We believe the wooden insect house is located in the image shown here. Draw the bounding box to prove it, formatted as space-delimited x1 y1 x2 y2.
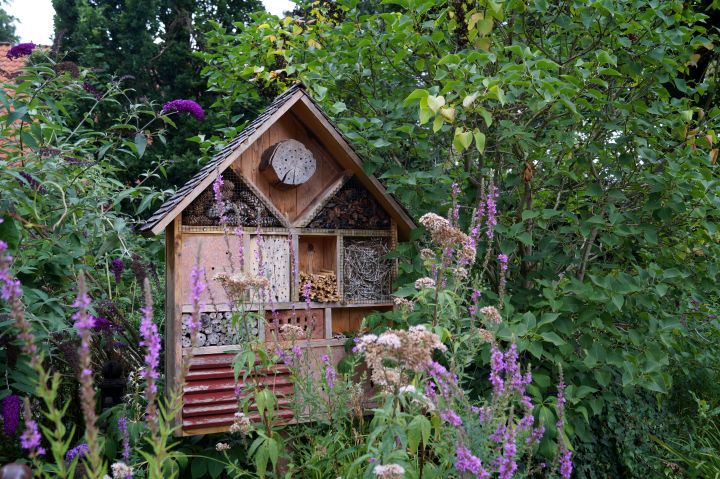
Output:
141 84 416 435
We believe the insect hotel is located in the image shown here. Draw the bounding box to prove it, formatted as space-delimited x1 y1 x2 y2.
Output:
141 84 416 435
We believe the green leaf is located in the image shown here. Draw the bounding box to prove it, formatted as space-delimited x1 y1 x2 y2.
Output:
426 95 445 113
540 332 565 346
473 128 486 153
453 127 473 151
611 294 624 311
134 133 147 159
191 458 207 478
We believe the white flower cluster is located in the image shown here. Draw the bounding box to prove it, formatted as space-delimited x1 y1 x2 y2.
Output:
373 463 405 478
110 462 133 479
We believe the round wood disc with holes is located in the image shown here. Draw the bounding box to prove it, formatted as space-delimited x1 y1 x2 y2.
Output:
259 139 317 188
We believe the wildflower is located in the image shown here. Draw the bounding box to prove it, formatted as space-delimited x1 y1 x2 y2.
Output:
477 328 494 343
393 296 414 312
376 332 402 349
291 345 302 358
485 183 498 240
129 254 147 283
450 182 461 225
235 227 245 270
420 248 435 261
325 363 337 390
455 445 490 479
458 238 477 265
440 409 462 427
497 427 518 479
230 411 251 435
215 271 269 299
162 99 205 120
110 461 133 479
6 42 35 59
526 425 545 445
110 259 124 284
138 279 160 431
65 443 89 462
302 280 312 306
280 323 305 341
517 413 534 431
497 254 509 271
414 277 435 290
188 265 206 335
215 442 231 452
1 394 21 435
373 463 405 478
20 400 44 457
479 306 502 324
489 345 505 395
452 267 468 279
118 417 130 463
559 449 573 479
419 213 471 251
212 175 226 225
398 385 417 394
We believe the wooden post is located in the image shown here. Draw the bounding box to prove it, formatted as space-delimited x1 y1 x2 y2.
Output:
336 236 344 301
324 307 332 340
166 218 183 433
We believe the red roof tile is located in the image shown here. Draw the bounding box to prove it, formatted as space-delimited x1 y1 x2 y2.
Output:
0 43 28 85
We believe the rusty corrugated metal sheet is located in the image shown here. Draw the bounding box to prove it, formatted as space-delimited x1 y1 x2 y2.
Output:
182 353 295 434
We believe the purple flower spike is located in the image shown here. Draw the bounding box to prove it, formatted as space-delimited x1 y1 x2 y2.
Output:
6 42 35 60
1 394 21 435
162 99 205 120
441 409 463 427
118 417 130 463
110 258 124 284
325 365 336 389
498 253 509 271
65 443 89 462
559 449 573 478
455 445 490 478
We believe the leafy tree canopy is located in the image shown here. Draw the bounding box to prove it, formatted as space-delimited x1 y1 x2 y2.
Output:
200 0 720 475
0 0 17 43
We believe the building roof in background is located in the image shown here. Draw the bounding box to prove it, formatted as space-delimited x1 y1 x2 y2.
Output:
0 43 27 84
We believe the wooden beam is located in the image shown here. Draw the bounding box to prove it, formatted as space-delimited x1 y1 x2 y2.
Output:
148 90 305 236
292 172 352 228
292 96 416 240
166 218 183 433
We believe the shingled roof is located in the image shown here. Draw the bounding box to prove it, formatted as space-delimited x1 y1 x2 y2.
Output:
141 83 416 238
0 43 28 86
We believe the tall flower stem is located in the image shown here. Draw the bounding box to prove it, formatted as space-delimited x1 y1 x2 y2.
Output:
73 272 105 478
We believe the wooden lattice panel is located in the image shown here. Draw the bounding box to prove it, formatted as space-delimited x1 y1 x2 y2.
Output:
343 237 393 303
265 308 325 341
183 168 283 227
307 177 391 230
181 310 260 348
250 235 290 303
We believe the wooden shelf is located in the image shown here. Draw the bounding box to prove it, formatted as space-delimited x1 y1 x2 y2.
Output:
182 338 348 355
181 301 394 313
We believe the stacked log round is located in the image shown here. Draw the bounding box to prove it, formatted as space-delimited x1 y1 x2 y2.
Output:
299 271 340 303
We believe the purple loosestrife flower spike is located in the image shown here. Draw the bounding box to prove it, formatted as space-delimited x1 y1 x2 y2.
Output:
498 254 508 271
6 42 35 59
325 364 337 390
489 344 506 395
441 409 463 427
234 227 245 270
0 240 38 366
212 175 227 225
110 258 124 284
302 281 312 309
65 443 89 462
455 445 490 479
559 449 573 479
118 417 130 463
139 279 160 435
450 182 461 226
497 427 518 479
20 399 44 457
189 265 207 331
485 183 498 240
1 394 21 435
162 99 205 120
73 272 103 473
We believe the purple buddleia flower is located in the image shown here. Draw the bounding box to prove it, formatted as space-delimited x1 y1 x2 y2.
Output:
455 445 490 479
1 394 21 435
441 409 463 427
118 417 130 463
110 259 124 284
18 172 46 193
162 99 205 120
6 42 35 60
485 183 498 240
82 82 103 100
65 443 89 462
559 449 573 479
